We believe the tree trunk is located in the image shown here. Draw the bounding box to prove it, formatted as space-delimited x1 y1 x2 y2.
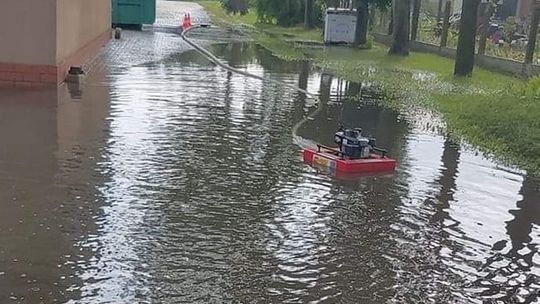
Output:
369 4 376 30
525 2 540 64
355 0 370 45
389 0 411 55
440 0 452 48
477 3 496 56
454 0 481 77
304 0 315 29
411 0 421 41
388 8 394 35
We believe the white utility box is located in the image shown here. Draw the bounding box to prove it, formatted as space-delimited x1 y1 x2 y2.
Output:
324 9 357 44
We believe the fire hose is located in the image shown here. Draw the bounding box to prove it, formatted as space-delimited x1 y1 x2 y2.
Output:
181 25 323 149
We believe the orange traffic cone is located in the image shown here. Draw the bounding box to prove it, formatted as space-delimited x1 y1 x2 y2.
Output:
182 14 188 30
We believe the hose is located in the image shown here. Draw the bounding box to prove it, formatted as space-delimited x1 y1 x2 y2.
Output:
181 25 323 149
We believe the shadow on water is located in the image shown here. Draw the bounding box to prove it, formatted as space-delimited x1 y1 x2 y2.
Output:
0 39 538 303
0 62 111 303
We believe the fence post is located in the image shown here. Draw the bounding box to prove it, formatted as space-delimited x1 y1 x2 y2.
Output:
387 2 394 35
525 2 540 64
439 0 452 49
437 0 444 21
477 3 495 56
411 0 422 41
523 1 540 76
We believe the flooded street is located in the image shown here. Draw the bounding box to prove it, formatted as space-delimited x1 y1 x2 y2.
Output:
0 2 539 303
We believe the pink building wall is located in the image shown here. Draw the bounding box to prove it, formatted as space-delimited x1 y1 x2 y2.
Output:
0 0 111 87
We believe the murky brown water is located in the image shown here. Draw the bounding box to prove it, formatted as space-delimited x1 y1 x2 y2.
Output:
0 30 539 304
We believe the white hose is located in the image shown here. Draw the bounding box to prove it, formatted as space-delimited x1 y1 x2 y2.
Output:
181 25 323 149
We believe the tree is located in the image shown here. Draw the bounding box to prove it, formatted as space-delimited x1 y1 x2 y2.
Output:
355 0 370 45
305 0 315 28
388 0 411 56
256 0 304 26
410 0 421 41
354 0 391 46
220 0 249 15
454 0 481 76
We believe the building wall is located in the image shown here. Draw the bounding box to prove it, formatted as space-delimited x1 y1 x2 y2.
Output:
55 0 111 84
0 0 110 87
56 0 111 64
0 0 56 66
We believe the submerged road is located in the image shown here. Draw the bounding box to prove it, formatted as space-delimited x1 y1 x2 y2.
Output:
0 1 538 303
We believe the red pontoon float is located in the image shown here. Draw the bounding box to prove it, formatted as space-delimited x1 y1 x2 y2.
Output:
303 127 397 175
303 145 396 174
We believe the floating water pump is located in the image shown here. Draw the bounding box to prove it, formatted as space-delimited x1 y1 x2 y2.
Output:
302 126 396 176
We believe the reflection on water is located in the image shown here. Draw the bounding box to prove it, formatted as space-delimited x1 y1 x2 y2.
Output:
0 41 538 303
0 63 110 303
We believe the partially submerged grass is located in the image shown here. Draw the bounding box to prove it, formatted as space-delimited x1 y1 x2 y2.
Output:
258 24 323 42
196 1 540 173
255 35 307 61
436 81 540 171
307 45 540 171
305 44 519 89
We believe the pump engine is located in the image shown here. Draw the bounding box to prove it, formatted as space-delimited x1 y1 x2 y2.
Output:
334 127 377 159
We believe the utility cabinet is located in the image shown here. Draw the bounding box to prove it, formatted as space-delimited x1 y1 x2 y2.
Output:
112 0 156 26
324 9 357 44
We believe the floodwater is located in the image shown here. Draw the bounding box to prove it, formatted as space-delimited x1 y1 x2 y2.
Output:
1 18 540 304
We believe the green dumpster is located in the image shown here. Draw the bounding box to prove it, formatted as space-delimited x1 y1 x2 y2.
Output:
112 0 156 26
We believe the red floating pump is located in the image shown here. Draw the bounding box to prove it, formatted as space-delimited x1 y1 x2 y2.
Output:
303 127 397 175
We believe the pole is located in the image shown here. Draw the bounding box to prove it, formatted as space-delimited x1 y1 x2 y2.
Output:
440 0 452 48
388 2 394 35
437 0 444 21
524 1 540 64
478 2 495 55
411 0 422 41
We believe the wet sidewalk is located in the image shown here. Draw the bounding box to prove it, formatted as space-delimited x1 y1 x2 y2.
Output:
101 1 210 69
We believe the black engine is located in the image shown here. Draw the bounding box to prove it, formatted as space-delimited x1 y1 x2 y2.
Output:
334 127 377 159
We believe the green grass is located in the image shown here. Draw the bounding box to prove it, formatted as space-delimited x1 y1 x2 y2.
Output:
436 88 540 172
